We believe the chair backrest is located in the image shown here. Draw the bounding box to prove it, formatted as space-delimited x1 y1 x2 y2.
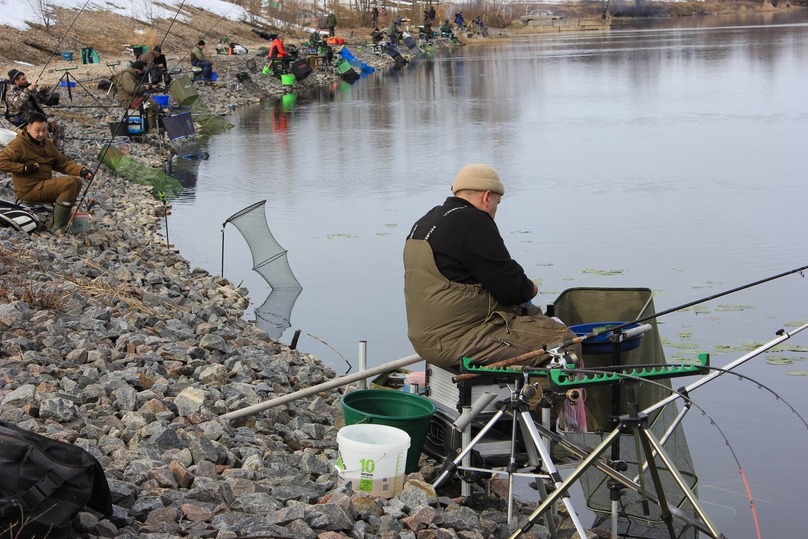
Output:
162 111 195 141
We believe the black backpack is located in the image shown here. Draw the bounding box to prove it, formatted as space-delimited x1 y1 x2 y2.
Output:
0 420 113 538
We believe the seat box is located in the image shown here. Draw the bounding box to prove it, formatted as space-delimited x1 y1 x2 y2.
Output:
426 365 512 413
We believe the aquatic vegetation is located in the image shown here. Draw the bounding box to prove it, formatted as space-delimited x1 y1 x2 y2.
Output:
786 370 808 376
326 233 357 239
385 223 398 228
580 268 625 276
714 303 754 312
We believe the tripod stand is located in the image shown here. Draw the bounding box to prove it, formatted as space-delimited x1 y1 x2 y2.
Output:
53 67 113 113
512 376 725 539
432 370 589 539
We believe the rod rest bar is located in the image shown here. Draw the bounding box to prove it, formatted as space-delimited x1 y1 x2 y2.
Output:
460 356 555 378
548 353 711 390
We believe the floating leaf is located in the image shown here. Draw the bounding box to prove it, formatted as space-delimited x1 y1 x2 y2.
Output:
785 370 808 376
784 320 808 327
580 268 625 276
766 357 794 365
326 233 357 239
678 331 694 340
385 223 398 228
714 304 754 312
376 232 390 236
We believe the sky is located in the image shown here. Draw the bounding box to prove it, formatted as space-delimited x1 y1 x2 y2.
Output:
0 0 250 31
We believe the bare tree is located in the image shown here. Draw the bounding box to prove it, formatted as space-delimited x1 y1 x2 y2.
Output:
26 0 54 30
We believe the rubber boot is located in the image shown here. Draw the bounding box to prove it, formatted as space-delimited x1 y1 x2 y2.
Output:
51 202 72 233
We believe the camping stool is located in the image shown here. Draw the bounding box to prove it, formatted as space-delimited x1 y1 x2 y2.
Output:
191 66 204 80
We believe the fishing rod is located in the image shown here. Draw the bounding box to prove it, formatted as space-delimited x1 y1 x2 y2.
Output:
32 0 91 86
69 0 190 228
526 367 759 539
457 265 808 379
166 1 241 74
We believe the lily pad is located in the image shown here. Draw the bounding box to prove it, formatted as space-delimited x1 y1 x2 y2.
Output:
714 304 754 312
326 233 357 239
766 357 794 365
785 370 808 376
580 268 625 276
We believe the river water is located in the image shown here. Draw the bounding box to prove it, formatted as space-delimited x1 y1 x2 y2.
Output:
166 10 808 536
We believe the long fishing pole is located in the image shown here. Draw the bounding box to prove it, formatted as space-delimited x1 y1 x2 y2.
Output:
566 264 808 348
32 0 91 85
166 1 241 74
69 0 190 228
459 265 808 378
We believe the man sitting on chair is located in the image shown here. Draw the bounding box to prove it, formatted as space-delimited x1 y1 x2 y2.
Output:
403 163 581 370
113 60 160 132
0 112 93 232
4 69 64 150
190 40 214 80
267 34 293 74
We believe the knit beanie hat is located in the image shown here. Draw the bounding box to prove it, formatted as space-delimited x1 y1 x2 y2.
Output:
451 164 505 196
7 69 23 81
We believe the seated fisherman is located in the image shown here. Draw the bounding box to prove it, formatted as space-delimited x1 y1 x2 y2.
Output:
190 40 214 79
0 111 94 232
439 20 453 37
4 69 64 150
113 60 160 132
137 44 170 86
267 34 293 73
404 163 582 370
4 69 45 127
370 28 385 45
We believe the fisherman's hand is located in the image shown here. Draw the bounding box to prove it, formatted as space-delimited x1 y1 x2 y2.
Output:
80 168 94 180
23 163 40 174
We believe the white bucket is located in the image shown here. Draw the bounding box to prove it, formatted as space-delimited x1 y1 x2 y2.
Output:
336 424 410 498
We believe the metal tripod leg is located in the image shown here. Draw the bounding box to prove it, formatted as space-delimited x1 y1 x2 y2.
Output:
432 394 559 536
510 419 726 539
516 409 588 539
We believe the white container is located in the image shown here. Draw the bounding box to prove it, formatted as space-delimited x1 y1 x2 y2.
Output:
70 212 91 234
0 128 17 146
335 424 410 498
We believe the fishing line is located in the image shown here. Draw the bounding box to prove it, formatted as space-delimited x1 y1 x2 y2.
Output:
551 265 808 348
166 0 242 73
33 0 92 85
556 366 764 539
70 0 190 227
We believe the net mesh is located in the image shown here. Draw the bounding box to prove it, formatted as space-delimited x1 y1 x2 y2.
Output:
98 145 183 198
225 201 302 337
551 288 699 538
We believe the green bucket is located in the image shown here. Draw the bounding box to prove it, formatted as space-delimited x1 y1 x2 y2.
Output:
341 389 436 473
280 73 296 86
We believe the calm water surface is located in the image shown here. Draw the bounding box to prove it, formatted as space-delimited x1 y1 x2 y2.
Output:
166 11 808 536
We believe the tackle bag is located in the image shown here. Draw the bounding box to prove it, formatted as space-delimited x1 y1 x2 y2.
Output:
0 420 112 538
290 59 313 81
0 201 39 234
81 47 100 64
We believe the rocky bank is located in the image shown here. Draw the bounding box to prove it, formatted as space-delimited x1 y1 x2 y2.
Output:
0 25 593 539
